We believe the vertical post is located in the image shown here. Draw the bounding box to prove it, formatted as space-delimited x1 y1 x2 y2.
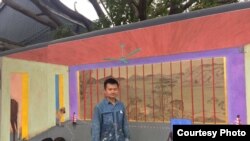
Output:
170 62 173 118
212 58 216 124
97 69 99 103
180 61 184 118
161 63 164 122
119 67 121 100
134 65 137 121
190 60 194 122
201 59 205 123
83 71 86 120
90 70 93 119
152 64 155 121
143 64 146 122
126 66 129 119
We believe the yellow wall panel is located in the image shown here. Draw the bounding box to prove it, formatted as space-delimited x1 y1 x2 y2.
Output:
21 73 29 139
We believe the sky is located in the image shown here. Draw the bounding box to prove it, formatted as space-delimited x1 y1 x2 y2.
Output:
60 0 99 21
0 0 99 20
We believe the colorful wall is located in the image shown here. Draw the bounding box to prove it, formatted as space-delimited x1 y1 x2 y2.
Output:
7 6 250 66
69 46 246 124
0 57 69 141
0 57 2 138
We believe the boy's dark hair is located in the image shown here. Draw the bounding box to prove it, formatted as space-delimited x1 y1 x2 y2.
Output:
104 78 119 89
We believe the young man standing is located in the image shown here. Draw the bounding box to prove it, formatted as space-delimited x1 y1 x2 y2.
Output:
91 78 130 141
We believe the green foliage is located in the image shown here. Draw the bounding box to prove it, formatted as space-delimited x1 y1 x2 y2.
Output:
54 25 74 39
94 0 139 27
191 0 239 11
108 0 138 25
95 0 239 29
94 15 112 29
148 0 168 18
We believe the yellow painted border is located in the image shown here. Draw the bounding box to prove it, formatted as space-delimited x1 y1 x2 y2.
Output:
21 73 29 139
244 44 250 124
223 57 228 123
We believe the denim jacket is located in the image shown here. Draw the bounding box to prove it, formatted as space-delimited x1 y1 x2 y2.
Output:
91 99 130 141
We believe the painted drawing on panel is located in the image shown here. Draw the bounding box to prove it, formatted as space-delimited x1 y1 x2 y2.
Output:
78 57 226 124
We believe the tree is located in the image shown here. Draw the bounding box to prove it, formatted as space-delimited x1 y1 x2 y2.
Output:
54 26 74 39
2 0 239 37
97 0 239 28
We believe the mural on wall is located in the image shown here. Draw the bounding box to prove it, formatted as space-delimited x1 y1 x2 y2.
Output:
10 98 18 141
10 73 29 141
55 74 65 126
78 57 226 124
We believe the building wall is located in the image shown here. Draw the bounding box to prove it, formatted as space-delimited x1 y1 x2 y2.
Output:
244 44 250 124
0 57 69 141
0 57 2 139
7 6 250 66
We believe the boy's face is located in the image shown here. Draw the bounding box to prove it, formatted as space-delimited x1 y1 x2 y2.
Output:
104 83 119 99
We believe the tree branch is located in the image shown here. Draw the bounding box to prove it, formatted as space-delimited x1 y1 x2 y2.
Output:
99 0 111 17
138 0 147 20
49 0 95 31
127 0 139 19
89 0 105 18
147 0 154 7
2 0 57 29
31 0 62 27
99 0 114 26
181 0 196 10
128 0 139 8
169 0 179 15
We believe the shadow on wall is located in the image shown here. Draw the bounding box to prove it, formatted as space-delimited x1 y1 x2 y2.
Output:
10 99 18 141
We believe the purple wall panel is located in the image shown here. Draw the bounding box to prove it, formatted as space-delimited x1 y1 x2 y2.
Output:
69 70 78 117
227 54 246 124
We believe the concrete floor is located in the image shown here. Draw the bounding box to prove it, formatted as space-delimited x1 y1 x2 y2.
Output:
23 121 170 141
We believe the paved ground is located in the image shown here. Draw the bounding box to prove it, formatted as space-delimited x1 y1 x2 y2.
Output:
13 121 170 141
29 121 92 141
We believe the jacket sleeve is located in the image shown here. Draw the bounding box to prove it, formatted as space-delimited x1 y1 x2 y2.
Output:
122 105 130 140
91 106 101 141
